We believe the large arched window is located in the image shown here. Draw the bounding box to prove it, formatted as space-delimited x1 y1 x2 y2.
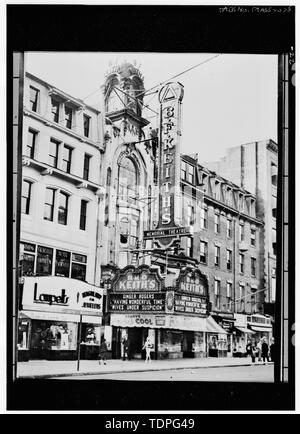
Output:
118 157 138 204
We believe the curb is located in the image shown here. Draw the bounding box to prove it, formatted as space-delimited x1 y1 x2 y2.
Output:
18 362 273 379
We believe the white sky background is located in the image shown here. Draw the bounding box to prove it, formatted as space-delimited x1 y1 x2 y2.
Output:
26 51 277 164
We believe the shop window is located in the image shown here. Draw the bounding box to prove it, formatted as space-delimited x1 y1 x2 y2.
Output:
71 253 87 281
200 241 207 264
26 129 37 159
83 114 91 138
29 86 39 112
200 207 208 229
83 154 91 181
20 242 36 276
36 245 53 276
64 105 73 129
61 145 73 173
21 180 32 215
55 249 71 277
49 138 59 168
80 200 88 231
30 320 77 351
81 324 101 346
51 97 60 123
57 191 69 225
226 249 232 270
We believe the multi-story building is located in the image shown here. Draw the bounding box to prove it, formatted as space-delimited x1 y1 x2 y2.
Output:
18 72 106 360
203 140 278 313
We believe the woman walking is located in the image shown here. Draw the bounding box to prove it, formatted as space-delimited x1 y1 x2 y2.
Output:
99 338 108 365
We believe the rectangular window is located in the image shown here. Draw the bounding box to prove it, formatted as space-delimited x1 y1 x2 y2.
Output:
200 241 208 264
58 191 69 225
44 188 55 221
29 86 39 112
80 200 88 230
200 207 208 229
272 228 277 256
187 204 195 226
71 253 87 281
83 154 91 180
26 129 37 158
271 163 277 186
226 282 232 310
239 253 245 274
49 138 59 168
214 279 221 310
21 180 32 215
214 245 220 267
83 114 90 137
187 237 193 257
272 196 277 219
239 221 245 242
62 145 72 173
226 249 232 271
226 218 232 238
21 242 36 276
188 164 194 183
214 213 220 234
250 228 256 246
251 258 257 277
65 105 73 129
181 161 186 181
51 98 60 123
239 284 246 312
55 249 71 277
36 245 53 276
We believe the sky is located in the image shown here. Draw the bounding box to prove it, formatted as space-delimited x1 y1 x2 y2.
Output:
25 52 278 163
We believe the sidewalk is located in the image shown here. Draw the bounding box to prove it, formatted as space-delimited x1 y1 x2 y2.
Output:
17 357 273 379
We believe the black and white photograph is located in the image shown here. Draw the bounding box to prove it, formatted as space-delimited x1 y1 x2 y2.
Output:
5 3 297 414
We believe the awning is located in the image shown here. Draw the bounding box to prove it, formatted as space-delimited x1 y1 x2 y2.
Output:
206 316 228 335
20 310 102 324
234 326 255 334
250 326 272 333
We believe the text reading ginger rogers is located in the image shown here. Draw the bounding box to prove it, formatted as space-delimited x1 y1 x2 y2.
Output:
105 418 195 431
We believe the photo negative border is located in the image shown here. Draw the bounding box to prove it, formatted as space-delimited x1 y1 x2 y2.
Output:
6 4 295 411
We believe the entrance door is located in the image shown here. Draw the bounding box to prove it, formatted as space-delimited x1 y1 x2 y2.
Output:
112 327 122 359
183 331 194 358
128 328 148 359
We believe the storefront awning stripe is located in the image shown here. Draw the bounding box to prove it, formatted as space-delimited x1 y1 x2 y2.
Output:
20 310 102 324
206 316 228 335
250 326 273 332
235 326 255 334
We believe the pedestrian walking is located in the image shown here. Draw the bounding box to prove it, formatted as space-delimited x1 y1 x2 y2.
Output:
126 337 132 361
261 337 269 364
270 338 275 362
257 338 262 362
142 337 153 363
122 337 128 361
251 341 257 365
246 341 252 357
99 338 108 365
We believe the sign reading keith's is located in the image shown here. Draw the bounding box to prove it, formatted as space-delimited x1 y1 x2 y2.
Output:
176 267 208 297
111 265 163 292
155 81 184 247
22 276 103 316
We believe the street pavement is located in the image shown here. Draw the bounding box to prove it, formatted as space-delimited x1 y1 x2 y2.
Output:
17 357 274 380
59 364 274 382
